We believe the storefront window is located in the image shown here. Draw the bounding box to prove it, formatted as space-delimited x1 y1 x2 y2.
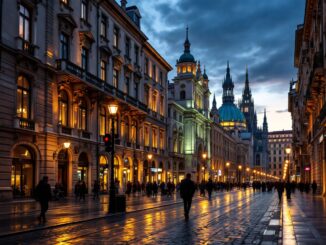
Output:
99 156 108 192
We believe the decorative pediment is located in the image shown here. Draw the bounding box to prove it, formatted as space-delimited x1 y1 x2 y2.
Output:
79 31 95 49
100 46 112 61
57 14 77 36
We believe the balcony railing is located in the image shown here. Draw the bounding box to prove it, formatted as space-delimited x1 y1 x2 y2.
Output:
18 118 35 130
81 131 91 139
56 59 149 113
61 126 72 135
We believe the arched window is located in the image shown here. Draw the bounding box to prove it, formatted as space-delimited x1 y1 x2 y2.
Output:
19 4 31 42
16 76 31 119
180 90 186 100
59 90 69 127
78 98 87 130
99 106 106 136
131 120 137 143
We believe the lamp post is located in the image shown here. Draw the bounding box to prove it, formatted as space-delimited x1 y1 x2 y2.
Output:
253 170 256 181
147 153 152 182
246 167 250 182
226 162 230 183
238 165 242 184
285 147 291 182
108 103 118 214
202 153 207 182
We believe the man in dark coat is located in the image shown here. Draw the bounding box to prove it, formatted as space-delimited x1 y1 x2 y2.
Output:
206 178 214 200
180 173 196 220
35 176 52 223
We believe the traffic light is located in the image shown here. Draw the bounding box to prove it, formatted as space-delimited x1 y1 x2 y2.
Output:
103 134 112 152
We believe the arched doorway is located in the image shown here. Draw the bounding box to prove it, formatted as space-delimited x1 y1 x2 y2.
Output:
99 155 108 193
122 158 131 190
78 152 89 184
57 149 69 195
11 145 35 197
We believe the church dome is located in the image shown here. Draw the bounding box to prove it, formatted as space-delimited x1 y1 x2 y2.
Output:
218 103 246 129
178 52 195 63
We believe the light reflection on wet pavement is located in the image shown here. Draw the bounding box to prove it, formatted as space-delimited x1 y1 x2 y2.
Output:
0 190 280 244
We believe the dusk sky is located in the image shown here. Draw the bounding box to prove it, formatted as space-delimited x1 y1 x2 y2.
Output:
125 0 305 131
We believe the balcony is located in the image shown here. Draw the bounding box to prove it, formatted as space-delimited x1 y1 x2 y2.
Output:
126 95 138 107
16 37 36 56
61 126 72 135
116 89 126 100
18 118 35 130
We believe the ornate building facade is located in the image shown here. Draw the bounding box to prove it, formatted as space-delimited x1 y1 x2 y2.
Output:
168 28 211 183
0 0 172 200
289 0 326 194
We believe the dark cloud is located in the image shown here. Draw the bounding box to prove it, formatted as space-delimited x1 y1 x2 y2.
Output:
127 0 305 94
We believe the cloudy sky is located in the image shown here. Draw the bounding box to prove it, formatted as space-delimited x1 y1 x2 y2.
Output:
125 0 305 131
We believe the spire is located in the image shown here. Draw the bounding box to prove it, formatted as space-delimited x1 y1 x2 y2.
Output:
245 65 249 84
213 93 216 107
222 61 235 104
184 26 191 53
263 108 268 132
210 92 219 117
203 65 208 80
242 65 252 102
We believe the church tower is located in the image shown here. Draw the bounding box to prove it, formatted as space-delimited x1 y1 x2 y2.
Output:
239 67 255 133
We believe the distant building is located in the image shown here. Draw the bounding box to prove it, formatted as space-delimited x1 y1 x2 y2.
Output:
289 0 326 193
268 131 293 180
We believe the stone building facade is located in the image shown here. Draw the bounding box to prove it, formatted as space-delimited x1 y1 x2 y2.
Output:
289 0 326 194
0 0 172 200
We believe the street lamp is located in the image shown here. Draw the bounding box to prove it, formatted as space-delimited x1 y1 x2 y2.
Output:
108 102 118 213
246 167 250 182
63 142 71 149
238 165 242 184
226 162 230 183
202 153 207 182
285 146 291 182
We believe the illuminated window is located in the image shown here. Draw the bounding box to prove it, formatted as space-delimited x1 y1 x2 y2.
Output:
100 60 106 81
160 96 164 115
152 128 158 148
144 127 149 146
16 76 31 119
99 107 106 136
159 131 164 149
78 98 87 130
19 4 31 42
182 66 186 73
59 33 69 60
152 92 157 112
244 107 248 112
131 120 137 143
59 90 69 127
187 65 191 72
81 0 88 21
60 0 69 5
177 67 181 73
113 69 119 88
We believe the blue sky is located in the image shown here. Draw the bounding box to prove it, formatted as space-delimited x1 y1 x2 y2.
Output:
124 0 305 131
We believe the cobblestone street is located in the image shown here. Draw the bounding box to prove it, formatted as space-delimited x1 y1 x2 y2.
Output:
0 190 281 244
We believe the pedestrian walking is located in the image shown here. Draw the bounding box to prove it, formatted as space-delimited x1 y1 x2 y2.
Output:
312 180 317 195
276 181 284 203
206 178 214 200
35 176 52 223
92 180 100 200
199 180 206 197
180 173 196 220
80 180 87 201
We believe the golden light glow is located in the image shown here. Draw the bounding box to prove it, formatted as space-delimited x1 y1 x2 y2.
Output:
246 167 250 172
147 154 153 160
285 147 291 154
226 162 230 167
108 103 118 115
202 153 207 159
63 142 71 149
238 165 242 170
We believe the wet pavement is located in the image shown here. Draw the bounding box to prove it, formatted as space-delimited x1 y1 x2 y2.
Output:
0 190 281 244
281 192 326 245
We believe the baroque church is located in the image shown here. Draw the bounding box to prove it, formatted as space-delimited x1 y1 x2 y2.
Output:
168 28 211 183
210 63 269 171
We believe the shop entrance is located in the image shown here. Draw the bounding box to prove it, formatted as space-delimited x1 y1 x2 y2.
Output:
57 150 69 195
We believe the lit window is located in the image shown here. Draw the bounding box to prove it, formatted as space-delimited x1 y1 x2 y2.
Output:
19 4 31 42
59 90 69 127
152 92 157 112
100 60 106 81
78 98 87 130
16 76 31 119
159 131 164 149
99 107 106 136
145 127 149 146
160 96 164 115
152 128 158 148
60 0 69 5
113 69 119 88
182 66 186 73
187 66 191 72
131 120 137 143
